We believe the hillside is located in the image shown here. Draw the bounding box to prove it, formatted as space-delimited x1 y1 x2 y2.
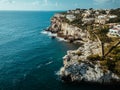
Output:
46 8 120 84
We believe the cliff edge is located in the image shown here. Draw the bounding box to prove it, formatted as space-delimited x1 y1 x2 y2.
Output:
47 8 120 84
60 41 119 83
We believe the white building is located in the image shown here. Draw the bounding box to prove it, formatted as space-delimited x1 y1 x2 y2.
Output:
109 25 120 37
114 25 120 29
95 19 106 24
85 10 91 15
106 10 110 14
108 15 117 19
66 14 76 22
82 18 95 22
67 10 72 13
82 18 95 24
95 11 99 15
98 15 107 19
54 14 65 18
75 10 80 14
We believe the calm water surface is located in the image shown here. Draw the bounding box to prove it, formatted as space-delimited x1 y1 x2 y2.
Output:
0 11 119 90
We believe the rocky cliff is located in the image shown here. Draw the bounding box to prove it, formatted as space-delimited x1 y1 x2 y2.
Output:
47 14 88 43
59 41 119 83
47 13 120 84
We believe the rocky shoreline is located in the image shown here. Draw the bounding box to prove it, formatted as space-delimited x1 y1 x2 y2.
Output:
59 41 119 84
46 10 120 84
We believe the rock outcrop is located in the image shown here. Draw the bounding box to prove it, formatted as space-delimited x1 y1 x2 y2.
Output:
47 14 88 43
59 41 120 83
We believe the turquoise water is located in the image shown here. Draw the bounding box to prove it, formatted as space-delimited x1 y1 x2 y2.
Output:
0 11 119 90
0 11 80 90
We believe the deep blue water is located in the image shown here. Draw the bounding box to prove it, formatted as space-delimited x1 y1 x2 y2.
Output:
0 11 80 90
0 11 119 90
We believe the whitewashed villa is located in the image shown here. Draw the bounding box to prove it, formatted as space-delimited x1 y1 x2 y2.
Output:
109 25 120 37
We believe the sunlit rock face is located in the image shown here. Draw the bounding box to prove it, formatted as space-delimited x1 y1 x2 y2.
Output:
60 62 119 83
48 14 88 42
59 41 120 83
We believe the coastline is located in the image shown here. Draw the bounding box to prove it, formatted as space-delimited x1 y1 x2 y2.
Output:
43 29 120 84
45 8 120 84
41 30 68 42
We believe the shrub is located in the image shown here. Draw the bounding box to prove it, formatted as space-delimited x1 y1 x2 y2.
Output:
78 59 82 64
100 60 108 72
106 59 116 72
100 60 107 66
112 47 120 54
57 32 65 38
108 17 120 23
114 61 120 76
87 54 101 61
113 54 120 61
75 51 82 56
71 19 83 27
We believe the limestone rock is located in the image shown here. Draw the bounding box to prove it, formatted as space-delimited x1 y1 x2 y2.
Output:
48 13 120 84
59 41 120 83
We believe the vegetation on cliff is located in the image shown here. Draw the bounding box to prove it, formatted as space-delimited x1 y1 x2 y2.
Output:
48 8 120 80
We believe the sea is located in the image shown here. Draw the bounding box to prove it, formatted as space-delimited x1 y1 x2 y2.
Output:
0 11 119 90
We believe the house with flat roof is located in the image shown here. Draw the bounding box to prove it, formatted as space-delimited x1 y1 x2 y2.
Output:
109 25 120 37
108 15 117 19
98 15 107 19
66 14 76 22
